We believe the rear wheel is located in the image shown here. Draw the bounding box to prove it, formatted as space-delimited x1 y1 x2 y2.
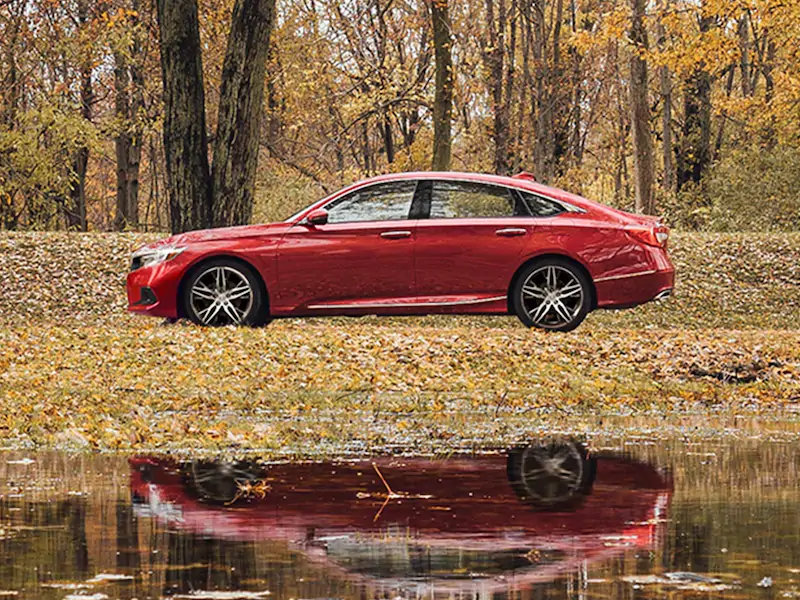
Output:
512 258 591 331
182 258 268 326
507 441 596 510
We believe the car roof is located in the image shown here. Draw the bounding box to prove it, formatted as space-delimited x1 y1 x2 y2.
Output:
354 171 592 208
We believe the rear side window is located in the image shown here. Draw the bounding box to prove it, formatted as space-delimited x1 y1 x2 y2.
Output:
326 181 416 223
519 191 565 217
429 181 529 218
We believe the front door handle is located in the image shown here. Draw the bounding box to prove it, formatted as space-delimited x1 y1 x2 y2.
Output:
380 230 412 239
495 227 527 237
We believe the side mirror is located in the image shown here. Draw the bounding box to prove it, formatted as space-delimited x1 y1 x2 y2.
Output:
304 208 328 226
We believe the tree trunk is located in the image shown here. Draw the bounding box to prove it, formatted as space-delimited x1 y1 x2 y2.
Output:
66 0 92 232
504 0 517 168
67 146 89 231
659 63 673 192
713 64 735 161
127 0 143 228
761 37 776 147
676 15 712 190
156 0 211 233
529 0 563 183
210 0 276 227
483 0 509 175
656 8 674 192
113 9 143 233
430 0 453 171
1 0 25 128
382 112 395 164
569 0 583 165
113 48 131 231
676 67 711 188
738 16 752 97
629 0 654 214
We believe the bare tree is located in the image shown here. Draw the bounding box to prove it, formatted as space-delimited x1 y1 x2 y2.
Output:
211 0 276 227
676 11 712 189
482 0 510 174
65 0 92 232
113 0 144 231
629 0 654 213
656 3 674 192
155 0 211 233
430 0 453 170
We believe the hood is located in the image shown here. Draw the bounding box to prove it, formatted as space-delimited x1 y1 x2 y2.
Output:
158 223 292 246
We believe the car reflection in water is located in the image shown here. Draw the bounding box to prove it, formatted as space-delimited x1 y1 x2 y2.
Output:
130 440 671 594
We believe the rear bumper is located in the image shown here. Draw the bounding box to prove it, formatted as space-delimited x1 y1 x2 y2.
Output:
595 267 675 309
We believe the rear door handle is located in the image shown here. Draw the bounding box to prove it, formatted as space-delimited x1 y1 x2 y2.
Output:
380 230 412 239
495 227 527 237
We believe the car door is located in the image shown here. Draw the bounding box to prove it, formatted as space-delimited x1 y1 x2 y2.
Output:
275 180 418 311
413 179 533 300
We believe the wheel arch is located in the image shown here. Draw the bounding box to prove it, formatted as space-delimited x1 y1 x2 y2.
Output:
507 253 597 313
176 253 270 319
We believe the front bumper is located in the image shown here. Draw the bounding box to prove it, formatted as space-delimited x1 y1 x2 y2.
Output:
126 260 184 319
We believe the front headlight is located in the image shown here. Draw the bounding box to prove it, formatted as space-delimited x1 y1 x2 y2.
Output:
130 245 186 271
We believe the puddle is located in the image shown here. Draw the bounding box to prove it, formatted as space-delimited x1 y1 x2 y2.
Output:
2 435 800 598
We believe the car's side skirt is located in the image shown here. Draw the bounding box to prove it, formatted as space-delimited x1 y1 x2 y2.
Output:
306 295 507 310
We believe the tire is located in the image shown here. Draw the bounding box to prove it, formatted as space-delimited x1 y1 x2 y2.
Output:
511 257 592 331
182 258 268 326
184 460 268 505
506 440 597 510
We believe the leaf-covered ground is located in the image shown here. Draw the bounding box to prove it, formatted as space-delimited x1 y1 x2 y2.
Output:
0 232 798 455
1 231 798 329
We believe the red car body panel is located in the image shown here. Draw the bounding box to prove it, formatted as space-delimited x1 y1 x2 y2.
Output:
275 218 417 311
129 452 671 592
127 171 674 320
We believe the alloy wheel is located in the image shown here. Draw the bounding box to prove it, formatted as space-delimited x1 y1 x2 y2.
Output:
189 266 254 325
519 265 585 329
517 442 585 506
189 460 265 504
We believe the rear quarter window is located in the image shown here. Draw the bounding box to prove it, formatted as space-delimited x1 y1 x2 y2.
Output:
519 191 565 217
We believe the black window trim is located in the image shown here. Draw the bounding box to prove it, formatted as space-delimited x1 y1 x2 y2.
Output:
514 189 571 218
409 176 584 219
410 177 581 220
414 179 523 220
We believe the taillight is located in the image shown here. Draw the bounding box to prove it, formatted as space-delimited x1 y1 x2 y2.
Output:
625 224 669 248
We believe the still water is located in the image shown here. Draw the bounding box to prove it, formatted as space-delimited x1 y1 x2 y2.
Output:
2 435 800 599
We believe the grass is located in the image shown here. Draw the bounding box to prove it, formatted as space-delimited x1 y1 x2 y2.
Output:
0 231 798 455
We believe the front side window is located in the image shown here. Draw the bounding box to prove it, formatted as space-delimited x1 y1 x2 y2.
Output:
326 181 416 224
429 181 528 218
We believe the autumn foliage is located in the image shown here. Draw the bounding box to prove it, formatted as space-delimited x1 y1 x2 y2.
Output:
1 0 799 231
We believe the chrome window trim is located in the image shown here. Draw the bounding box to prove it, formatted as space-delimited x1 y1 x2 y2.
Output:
319 176 586 217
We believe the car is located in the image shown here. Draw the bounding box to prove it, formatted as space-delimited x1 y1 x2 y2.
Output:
127 171 675 331
129 441 672 594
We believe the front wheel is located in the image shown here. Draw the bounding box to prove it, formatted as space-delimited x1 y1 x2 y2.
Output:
182 258 268 326
512 258 592 332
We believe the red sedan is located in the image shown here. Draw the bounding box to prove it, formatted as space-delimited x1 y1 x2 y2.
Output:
129 442 671 593
127 171 675 331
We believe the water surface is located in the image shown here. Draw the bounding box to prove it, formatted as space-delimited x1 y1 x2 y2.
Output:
2 434 800 598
